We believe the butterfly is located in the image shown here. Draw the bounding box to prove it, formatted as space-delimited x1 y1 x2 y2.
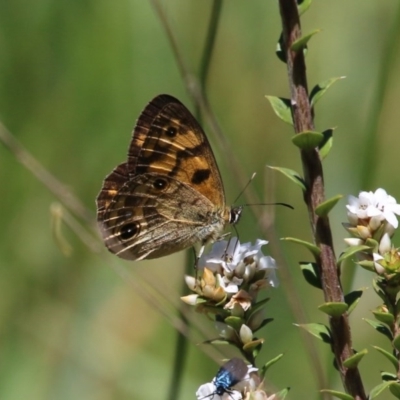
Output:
96 94 242 261
199 358 248 400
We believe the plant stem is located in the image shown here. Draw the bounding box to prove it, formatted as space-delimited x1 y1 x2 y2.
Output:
278 1 366 398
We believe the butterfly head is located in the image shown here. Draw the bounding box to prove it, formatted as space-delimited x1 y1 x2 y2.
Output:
229 206 243 225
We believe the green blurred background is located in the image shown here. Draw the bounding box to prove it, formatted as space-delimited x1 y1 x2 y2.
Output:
1 1 400 399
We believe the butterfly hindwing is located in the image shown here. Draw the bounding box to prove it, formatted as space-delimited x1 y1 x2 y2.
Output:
97 166 223 260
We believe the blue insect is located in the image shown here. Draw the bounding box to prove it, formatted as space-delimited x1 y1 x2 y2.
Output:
203 357 248 399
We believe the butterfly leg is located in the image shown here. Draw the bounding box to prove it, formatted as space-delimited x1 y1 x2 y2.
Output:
193 244 205 283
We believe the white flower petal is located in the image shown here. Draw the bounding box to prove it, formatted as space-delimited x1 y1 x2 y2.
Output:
374 188 388 202
344 238 363 246
379 233 391 255
196 383 220 399
181 294 199 305
365 205 381 217
258 255 276 270
388 204 400 215
373 252 385 274
347 211 358 225
369 215 382 230
239 324 253 344
347 194 360 207
383 210 398 229
265 268 279 287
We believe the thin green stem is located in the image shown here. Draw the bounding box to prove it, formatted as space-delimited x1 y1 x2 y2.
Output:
360 4 400 188
0 122 94 225
160 3 224 397
199 0 223 90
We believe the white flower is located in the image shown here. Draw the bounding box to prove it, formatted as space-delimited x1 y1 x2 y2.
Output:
196 382 241 400
199 237 243 273
214 321 237 341
255 252 279 288
199 238 279 291
373 253 385 275
344 238 364 247
374 189 400 228
216 273 241 294
346 189 400 229
379 233 392 255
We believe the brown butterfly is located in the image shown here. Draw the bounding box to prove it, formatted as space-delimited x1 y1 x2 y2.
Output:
96 94 242 261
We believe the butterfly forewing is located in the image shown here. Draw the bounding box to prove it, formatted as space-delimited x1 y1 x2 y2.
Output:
128 94 226 206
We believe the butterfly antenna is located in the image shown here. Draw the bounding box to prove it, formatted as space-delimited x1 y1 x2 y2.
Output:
242 202 294 210
233 173 294 210
232 226 240 253
233 172 257 204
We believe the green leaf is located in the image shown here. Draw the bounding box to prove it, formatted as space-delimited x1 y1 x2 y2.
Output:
372 308 395 326
292 130 324 150
267 166 306 190
337 245 371 265
281 237 321 257
389 382 400 398
381 371 397 381
298 0 313 15
291 29 321 52
253 318 274 332
344 289 364 315
265 96 293 124
393 334 400 352
369 382 393 399
373 278 390 303
365 237 380 252
318 128 334 159
249 298 270 316
224 316 243 331
373 346 399 370
357 260 375 271
204 339 234 346
243 338 263 359
315 194 343 217
260 354 284 378
319 302 348 317
364 319 393 340
320 389 354 400
296 323 332 344
310 76 346 107
299 262 321 289
343 349 368 368
275 387 290 400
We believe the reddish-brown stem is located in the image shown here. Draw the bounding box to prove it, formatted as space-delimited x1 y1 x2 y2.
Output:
278 1 366 398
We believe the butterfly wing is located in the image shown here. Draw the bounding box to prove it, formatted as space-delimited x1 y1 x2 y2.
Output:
128 94 226 206
96 95 230 260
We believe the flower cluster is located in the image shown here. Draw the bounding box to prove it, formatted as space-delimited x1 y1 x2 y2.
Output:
181 237 277 362
196 357 280 400
344 188 400 280
182 238 278 304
